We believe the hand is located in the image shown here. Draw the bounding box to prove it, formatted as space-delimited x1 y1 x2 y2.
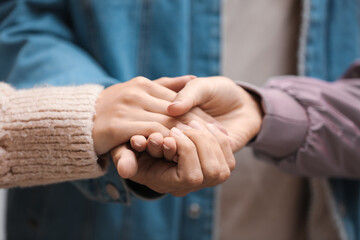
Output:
92 76 175 155
111 120 235 196
161 76 263 152
93 75 213 155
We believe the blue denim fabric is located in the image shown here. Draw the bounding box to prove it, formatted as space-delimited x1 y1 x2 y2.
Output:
0 0 220 239
0 0 360 239
304 0 360 82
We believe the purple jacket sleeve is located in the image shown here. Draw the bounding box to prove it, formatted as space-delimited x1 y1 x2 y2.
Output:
242 63 360 178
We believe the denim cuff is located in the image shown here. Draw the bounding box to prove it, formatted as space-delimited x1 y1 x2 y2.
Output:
71 154 131 204
72 153 165 203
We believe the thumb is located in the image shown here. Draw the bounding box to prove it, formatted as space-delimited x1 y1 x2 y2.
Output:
111 144 138 179
167 78 210 116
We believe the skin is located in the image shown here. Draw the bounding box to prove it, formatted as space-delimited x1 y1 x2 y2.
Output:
119 76 263 195
92 75 235 194
130 76 263 155
113 121 234 197
166 76 263 152
92 75 216 155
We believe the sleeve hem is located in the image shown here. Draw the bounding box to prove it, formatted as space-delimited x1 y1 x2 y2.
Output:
0 83 106 188
236 81 309 157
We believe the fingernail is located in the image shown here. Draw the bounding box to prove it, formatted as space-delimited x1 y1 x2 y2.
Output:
188 120 203 130
133 142 142 148
177 122 191 131
173 155 179 163
169 101 182 107
149 139 160 146
163 144 170 150
171 127 184 136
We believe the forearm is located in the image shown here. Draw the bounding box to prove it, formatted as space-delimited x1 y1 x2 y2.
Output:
242 70 360 178
0 0 129 200
0 83 106 188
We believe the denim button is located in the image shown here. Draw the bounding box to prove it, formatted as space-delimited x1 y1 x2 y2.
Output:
106 183 120 200
188 203 201 219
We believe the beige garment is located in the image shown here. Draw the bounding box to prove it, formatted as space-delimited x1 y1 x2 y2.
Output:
0 83 106 188
220 0 308 240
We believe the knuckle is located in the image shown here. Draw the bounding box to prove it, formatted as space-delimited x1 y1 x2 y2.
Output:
219 167 231 182
133 76 150 86
180 137 196 152
217 133 229 149
228 158 236 171
203 164 221 179
183 172 203 187
157 77 167 82
122 89 143 104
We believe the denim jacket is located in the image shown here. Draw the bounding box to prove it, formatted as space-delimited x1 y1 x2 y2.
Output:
0 0 359 240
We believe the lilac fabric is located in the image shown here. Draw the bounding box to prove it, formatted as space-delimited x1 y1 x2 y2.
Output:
241 63 360 178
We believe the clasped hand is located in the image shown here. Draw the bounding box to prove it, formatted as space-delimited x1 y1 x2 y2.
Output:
92 76 262 196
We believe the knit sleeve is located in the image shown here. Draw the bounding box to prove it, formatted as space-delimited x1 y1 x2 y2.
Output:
0 83 106 188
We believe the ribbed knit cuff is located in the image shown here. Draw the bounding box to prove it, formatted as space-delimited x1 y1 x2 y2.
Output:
0 83 105 188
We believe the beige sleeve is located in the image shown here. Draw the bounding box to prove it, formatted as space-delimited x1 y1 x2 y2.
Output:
0 82 106 188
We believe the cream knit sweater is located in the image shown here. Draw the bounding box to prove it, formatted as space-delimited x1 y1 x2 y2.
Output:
0 82 106 188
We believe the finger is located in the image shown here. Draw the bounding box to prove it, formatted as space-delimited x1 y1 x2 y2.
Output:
163 137 177 161
175 108 230 138
175 107 230 137
169 127 203 187
147 133 164 158
142 95 218 126
131 76 177 101
188 107 229 136
126 121 170 137
131 152 179 193
142 78 177 101
111 144 138 179
127 110 180 130
142 95 172 114
189 107 218 124
205 123 235 171
167 78 211 116
183 120 224 187
130 135 147 152
175 111 211 126
110 121 170 150
155 75 196 92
